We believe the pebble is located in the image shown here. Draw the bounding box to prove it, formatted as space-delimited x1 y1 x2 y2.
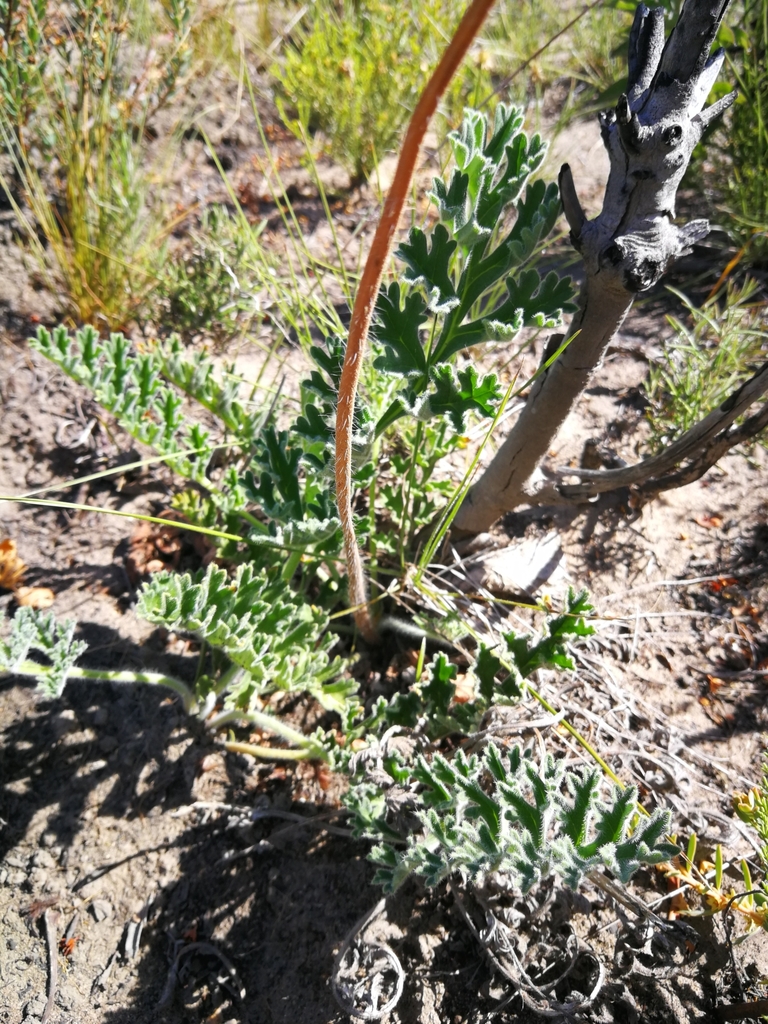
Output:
28 867 49 889
31 849 55 869
23 994 47 1018
89 899 112 923
52 709 79 739
98 735 118 754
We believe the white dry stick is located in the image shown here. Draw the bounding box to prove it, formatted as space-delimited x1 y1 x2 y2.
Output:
41 908 60 1024
454 0 737 533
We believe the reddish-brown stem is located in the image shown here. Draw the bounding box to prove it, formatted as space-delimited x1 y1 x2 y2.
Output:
334 0 496 642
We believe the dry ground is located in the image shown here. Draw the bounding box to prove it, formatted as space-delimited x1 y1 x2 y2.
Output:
0 85 767 1023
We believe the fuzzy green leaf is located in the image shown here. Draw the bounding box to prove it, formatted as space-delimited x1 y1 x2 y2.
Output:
371 282 429 376
421 365 503 431
137 564 347 710
0 608 87 698
396 224 458 313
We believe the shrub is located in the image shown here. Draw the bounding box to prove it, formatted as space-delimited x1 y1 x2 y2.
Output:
0 0 191 327
273 0 483 180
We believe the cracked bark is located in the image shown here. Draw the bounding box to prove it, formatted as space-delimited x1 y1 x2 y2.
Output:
453 0 736 535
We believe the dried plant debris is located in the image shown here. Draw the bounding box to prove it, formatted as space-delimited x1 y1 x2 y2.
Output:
125 512 214 585
0 538 55 608
0 538 27 591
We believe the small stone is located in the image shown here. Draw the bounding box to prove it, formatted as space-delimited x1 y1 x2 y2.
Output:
6 937 16 950
30 849 54 869
28 867 48 889
92 707 109 727
23 994 47 1018
89 899 112 923
98 735 118 754
4 853 27 869
0 869 7 885
469 532 567 597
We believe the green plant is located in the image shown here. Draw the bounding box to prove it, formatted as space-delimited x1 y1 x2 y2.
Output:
354 588 596 742
336 101 575 625
645 280 768 452
274 0 489 180
350 743 676 894
716 0 768 258
0 0 192 327
8 321 361 753
29 323 346 560
154 205 263 348
370 105 573 438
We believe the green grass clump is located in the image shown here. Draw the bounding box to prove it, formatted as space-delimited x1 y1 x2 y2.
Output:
154 205 263 348
273 0 485 181
0 0 191 329
719 0 768 260
645 280 768 452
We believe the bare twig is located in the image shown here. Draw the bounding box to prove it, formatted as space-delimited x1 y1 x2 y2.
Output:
717 998 768 1021
157 940 245 1010
545 364 768 504
41 908 59 1024
330 897 405 1020
449 881 605 1018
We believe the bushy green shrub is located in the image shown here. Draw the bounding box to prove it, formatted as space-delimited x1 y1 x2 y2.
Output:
274 0 483 180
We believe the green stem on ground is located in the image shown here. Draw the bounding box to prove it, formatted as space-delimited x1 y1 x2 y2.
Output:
224 741 317 761
206 706 326 758
6 661 197 713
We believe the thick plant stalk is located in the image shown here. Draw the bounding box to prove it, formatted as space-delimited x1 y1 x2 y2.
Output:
335 0 496 641
454 0 736 534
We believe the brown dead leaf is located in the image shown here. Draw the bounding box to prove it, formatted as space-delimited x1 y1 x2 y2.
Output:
452 674 475 704
693 514 723 530
706 675 725 695
668 889 691 918
125 510 215 585
15 586 55 609
0 538 26 590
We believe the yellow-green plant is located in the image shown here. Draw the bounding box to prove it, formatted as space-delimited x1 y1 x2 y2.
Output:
655 756 768 936
645 280 768 452
274 0 486 181
717 0 768 259
0 0 191 328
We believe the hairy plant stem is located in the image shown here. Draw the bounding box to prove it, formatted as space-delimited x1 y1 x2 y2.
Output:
334 0 497 643
206 706 319 750
5 661 197 713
